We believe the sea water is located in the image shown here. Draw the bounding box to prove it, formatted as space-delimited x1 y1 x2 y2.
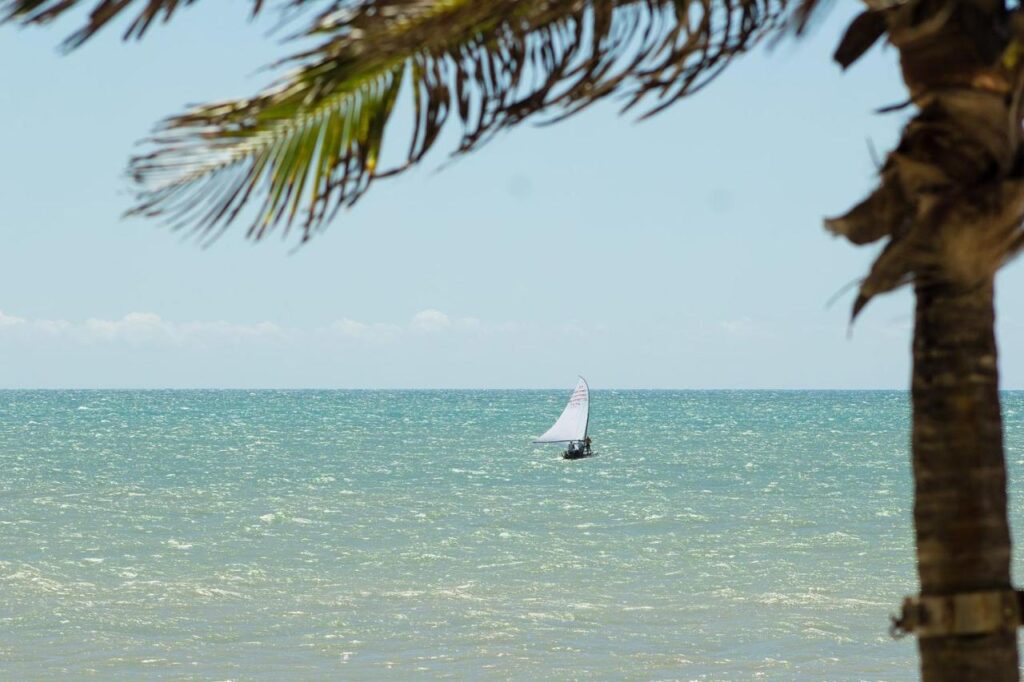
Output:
2 390 1024 680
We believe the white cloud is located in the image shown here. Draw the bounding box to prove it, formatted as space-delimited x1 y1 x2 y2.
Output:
454 316 482 332
82 312 166 342
410 309 451 333
0 308 603 355
330 318 402 342
0 310 26 327
560 321 589 337
175 319 285 345
325 309 504 343
0 311 283 345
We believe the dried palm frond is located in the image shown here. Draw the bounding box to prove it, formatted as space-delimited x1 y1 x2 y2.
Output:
4 0 801 242
0 0 288 48
59 0 789 242
826 0 1024 320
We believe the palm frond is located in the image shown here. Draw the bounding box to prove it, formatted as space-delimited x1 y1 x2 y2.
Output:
127 0 791 243
0 0 280 48
825 0 1024 320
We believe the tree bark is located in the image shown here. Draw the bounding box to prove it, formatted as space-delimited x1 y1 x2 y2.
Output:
912 278 1017 680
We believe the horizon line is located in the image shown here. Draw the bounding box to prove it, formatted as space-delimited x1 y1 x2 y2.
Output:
6 386 1024 392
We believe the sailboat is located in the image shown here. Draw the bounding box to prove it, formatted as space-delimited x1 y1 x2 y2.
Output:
534 377 594 459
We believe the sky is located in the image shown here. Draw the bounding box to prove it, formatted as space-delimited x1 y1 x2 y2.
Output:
3 3 1024 389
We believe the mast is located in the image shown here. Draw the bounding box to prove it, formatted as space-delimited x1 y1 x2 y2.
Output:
581 376 589 441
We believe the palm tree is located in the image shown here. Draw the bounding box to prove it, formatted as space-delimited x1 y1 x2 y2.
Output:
4 0 1024 678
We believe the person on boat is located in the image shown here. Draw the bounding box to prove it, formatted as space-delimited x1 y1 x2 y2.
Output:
583 436 592 454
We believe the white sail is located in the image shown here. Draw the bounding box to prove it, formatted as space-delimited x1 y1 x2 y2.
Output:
534 377 590 443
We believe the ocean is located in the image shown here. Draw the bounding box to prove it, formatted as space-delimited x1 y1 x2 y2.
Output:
2 390 1023 680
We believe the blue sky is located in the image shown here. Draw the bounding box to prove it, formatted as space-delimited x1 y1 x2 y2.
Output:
3 3 1024 389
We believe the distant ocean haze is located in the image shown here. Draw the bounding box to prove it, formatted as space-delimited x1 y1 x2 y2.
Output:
3 389 1024 679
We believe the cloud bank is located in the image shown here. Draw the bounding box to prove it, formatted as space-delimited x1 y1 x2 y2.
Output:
0 308 512 347
0 310 285 346
0 307 934 389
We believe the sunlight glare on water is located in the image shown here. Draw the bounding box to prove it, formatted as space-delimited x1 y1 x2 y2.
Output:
3 390 1024 679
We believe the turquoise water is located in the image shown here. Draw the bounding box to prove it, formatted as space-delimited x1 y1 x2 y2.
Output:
2 390 1024 680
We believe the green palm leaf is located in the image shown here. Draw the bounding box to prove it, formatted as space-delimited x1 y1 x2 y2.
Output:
8 0 793 241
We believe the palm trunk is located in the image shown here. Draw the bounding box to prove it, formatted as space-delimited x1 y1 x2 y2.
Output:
912 278 1017 680
829 1 1024 674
